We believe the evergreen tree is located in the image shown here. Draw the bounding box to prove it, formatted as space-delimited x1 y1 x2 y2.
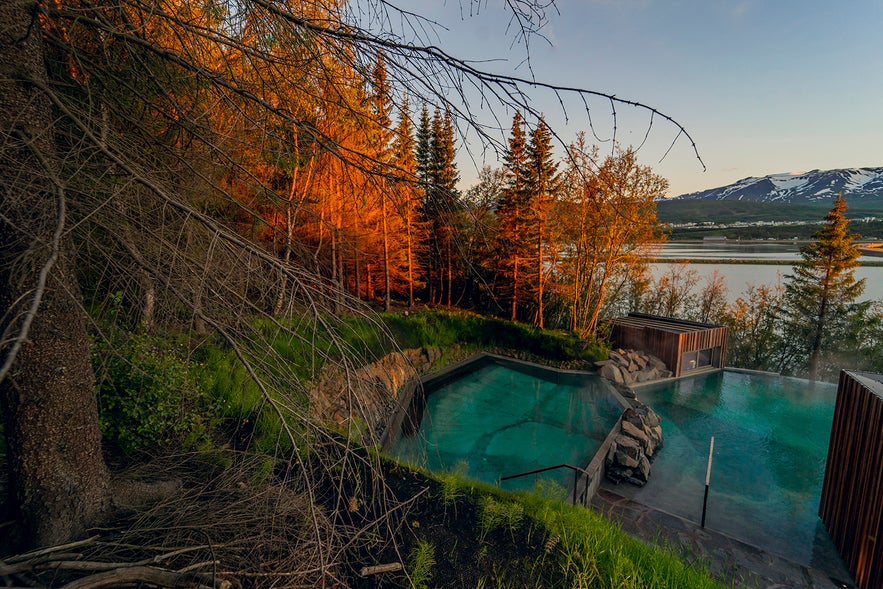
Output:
495 112 530 321
781 194 867 380
391 95 424 307
525 117 561 328
415 104 433 186
369 53 394 310
438 109 461 306
421 107 460 305
415 104 437 302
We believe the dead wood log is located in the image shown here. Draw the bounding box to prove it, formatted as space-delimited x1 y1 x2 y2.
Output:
359 562 403 577
58 565 235 589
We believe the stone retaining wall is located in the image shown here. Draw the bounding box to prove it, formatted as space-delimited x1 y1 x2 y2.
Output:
595 348 669 487
311 347 443 440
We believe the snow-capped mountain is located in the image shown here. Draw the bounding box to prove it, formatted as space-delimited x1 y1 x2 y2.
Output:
672 167 883 203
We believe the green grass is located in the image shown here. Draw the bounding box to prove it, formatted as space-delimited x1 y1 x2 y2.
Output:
380 309 608 364
518 492 725 588
408 539 436 589
384 462 728 588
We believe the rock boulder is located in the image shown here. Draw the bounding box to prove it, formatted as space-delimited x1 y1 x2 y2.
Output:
605 403 664 487
596 348 672 400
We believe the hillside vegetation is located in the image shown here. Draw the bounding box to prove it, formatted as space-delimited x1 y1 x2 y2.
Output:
658 200 883 240
0 308 730 587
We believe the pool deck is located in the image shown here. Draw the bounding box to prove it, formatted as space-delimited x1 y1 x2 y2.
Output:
591 485 856 589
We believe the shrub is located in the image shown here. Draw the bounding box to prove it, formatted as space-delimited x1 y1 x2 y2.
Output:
93 332 216 455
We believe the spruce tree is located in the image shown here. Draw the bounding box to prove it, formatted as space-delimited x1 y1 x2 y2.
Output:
525 117 561 328
420 107 460 305
781 194 866 380
438 109 461 305
369 53 394 310
496 112 530 321
414 104 437 302
391 96 423 307
415 104 433 187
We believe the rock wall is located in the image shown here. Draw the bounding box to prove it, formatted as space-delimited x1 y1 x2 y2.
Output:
595 348 671 399
604 404 663 486
311 347 442 440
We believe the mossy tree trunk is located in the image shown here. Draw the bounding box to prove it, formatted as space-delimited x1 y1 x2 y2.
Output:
0 0 110 549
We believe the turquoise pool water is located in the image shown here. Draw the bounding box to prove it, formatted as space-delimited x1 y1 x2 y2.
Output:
392 357 622 493
615 370 837 565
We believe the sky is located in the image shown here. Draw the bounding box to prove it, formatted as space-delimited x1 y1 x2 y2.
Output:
388 1 883 197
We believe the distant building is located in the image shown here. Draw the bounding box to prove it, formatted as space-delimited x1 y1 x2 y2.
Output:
609 313 728 378
702 235 727 241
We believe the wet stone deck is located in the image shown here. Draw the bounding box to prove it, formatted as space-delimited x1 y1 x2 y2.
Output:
591 485 856 589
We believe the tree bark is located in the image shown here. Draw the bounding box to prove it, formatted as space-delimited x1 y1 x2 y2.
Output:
536 221 544 328
406 213 414 308
382 191 391 311
1 0 110 548
511 256 518 322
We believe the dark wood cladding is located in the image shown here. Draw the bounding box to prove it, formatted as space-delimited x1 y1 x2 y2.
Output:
610 313 728 377
819 371 883 589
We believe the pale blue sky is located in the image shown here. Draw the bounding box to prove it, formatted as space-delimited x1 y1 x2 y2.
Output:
396 1 883 197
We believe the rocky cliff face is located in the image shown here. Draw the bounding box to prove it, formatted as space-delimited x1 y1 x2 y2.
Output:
311 347 442 440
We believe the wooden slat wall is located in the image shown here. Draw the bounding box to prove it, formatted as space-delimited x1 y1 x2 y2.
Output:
819 371 883 589
610 321 728 378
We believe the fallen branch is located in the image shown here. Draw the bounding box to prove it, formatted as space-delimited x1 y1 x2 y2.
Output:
6 537 100 564
359 562 403 577
58 565 235 589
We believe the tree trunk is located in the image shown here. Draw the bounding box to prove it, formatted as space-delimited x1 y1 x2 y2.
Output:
1 0 110 548
382 191 391 311
406 215 414 308
511 256 518 322
536 221 544 329
354 212 362 299
809 287 829 381
446 238 452 307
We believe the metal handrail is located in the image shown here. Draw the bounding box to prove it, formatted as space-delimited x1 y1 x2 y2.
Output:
499 463 593 506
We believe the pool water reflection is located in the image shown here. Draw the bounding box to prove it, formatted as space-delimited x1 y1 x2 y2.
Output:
613 370 837 566
392 357 622 494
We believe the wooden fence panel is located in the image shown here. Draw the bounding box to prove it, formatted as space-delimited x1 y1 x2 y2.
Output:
819 371 883 589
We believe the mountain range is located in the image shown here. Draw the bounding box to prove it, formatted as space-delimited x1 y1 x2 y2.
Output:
671 167 883 203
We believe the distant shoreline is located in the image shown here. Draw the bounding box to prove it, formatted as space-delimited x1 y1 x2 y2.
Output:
859 243 883 257
649 258 883 267
653 239 883 266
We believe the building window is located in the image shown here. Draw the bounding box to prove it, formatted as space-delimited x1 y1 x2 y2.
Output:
698 348 712 367
681 351 698 373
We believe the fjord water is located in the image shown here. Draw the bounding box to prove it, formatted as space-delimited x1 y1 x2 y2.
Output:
649 241 883 302
616 370 837 565
392 361 622 494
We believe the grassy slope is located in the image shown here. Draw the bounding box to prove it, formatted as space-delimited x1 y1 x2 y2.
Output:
336 451 727 589
657 199 883 224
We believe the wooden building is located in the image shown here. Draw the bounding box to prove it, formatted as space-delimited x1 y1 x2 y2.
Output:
610 313 728 378
819 371 883 589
